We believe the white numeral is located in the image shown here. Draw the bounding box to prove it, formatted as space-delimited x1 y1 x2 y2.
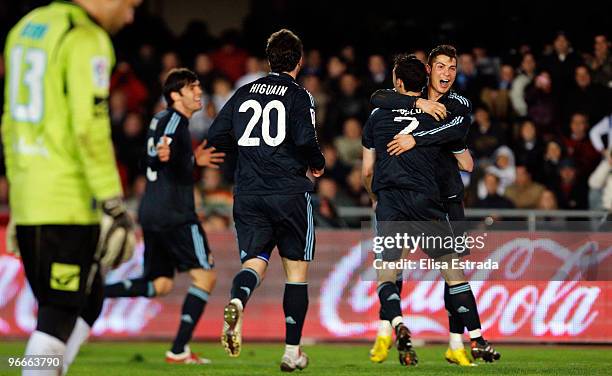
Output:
238 100 286 147
9 46 46 123
394 116 420 135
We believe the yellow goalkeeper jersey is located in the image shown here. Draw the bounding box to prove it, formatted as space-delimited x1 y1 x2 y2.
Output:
2 1 122 225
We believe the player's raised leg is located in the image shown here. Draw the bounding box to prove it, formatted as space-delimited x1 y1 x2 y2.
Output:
222 258 266 357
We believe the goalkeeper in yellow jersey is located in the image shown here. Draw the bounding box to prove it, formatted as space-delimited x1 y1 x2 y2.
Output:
2 1 140 375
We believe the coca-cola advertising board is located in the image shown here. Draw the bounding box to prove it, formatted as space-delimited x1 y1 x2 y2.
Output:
1 228 610 342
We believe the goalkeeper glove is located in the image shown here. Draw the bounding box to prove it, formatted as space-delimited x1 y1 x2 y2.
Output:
98 197 136 268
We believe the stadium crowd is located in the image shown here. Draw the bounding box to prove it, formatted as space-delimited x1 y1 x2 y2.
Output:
0 27 611 230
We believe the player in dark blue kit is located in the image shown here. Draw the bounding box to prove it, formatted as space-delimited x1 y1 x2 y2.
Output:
104 69 225 364
369 46 500 365
207 29 325 371
362 54 475 367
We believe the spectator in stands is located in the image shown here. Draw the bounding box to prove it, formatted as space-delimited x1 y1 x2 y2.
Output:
563 112 600 179
302 74 329 127
588 150 612 210
564 65 610 125
537 190 559 210
111 61 148 112
193 53 220 95
467 106 505 162
539 139 564 190
133 43 161 96
525 70 560 138
160 50 180 80
303 49 323 76
473 172 515 209
513 119 544 174
114 112 146 191
456 52 481 101
556 158 589 209
210 76 235 115
504 165 546 209
316 177 354 207
477 146 516 199
199 167 233 212
335 117 363 166
321 144 351 189
324 73 369 140
235 56 267 88
480 63 514 121
510 53 537 117
345 164 370 207
362 54 391 95
586 34 612 88
341 45 357 68
210 29 249 83
412 49 427 64
473 46 500 78
324 55 347 96
542 32 583 96
109 90 128 131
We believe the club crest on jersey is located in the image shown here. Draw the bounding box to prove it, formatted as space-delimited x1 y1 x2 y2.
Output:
91 56 110 89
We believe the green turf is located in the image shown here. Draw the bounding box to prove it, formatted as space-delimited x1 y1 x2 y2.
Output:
1 341 610 375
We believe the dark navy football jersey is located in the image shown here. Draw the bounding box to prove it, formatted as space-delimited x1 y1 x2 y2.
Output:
138 108 198 231
370 89 471 200
208 72 325 196
362 103 467 198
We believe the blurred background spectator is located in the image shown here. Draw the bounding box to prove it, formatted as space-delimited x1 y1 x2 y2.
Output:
1 1 611 230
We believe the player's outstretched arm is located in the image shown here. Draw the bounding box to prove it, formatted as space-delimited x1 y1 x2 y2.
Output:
370 89 447 120
195 139 226 168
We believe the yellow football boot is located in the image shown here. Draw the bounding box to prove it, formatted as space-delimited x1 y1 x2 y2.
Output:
445 347 476 366
369 335 393 363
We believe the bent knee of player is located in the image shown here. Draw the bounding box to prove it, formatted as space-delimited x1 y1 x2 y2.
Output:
242 258 268 281
376 268 398 284
282 258 309 283
153 277 174 296
189 268 217 292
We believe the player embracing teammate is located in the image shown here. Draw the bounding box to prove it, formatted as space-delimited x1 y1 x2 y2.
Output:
365 46 501 367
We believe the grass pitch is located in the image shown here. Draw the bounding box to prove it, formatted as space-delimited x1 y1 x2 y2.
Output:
1 341 610 375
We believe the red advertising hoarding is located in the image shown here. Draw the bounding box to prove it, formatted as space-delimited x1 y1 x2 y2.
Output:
1 229 610 342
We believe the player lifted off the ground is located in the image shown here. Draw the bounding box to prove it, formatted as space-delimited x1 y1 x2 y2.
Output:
362 54 478 367
369 45 500 365
2 1 141 375
208 29 325 372
104 68 225 364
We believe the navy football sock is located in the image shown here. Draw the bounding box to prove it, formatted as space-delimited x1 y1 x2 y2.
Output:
171 285 209 354
283 283 308 345
230 268 260 308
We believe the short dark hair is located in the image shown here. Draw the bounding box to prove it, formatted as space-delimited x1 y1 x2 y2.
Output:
163 68 198 106
428 44 457 66
393 54 427 92
266 29 303 73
